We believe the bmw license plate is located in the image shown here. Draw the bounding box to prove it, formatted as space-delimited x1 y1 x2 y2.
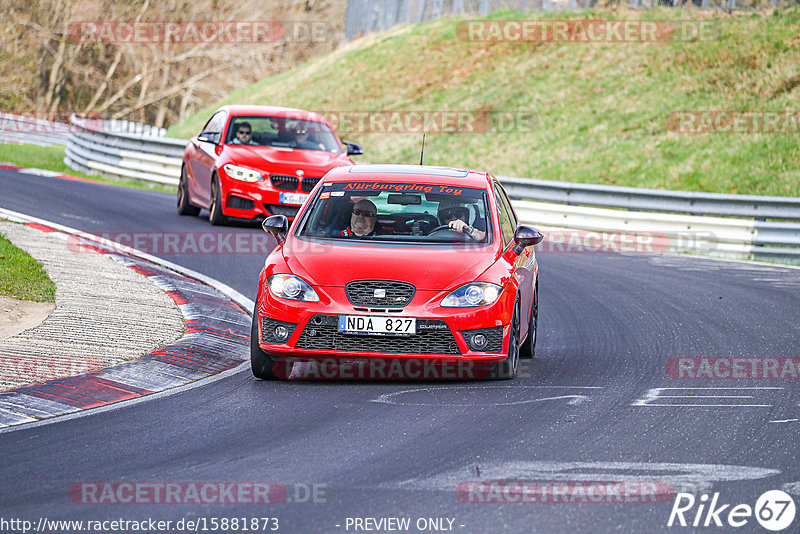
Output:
338 315 416 336
279 192 308 205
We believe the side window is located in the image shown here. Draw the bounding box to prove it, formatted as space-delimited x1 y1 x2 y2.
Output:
493 186 515 246
200 112 226 143
496 182 518 228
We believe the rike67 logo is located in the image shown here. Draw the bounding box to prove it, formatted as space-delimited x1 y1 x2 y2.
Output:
668 490 795 531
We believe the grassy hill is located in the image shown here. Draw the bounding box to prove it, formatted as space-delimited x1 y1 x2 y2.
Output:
168 8 800 197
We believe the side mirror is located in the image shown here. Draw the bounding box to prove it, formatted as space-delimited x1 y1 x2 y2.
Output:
344 141 363 156
197 131 218 144
262 215 289 243
512 225 544 255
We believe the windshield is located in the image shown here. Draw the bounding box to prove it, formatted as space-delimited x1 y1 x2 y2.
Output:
225 116 342 153
297 181 493 245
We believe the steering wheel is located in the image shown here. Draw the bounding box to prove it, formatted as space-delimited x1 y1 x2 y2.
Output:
404 214 439 234
428 225 476 240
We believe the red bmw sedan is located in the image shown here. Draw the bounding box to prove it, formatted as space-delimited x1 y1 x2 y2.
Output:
178 105 362 225
252 164 543 381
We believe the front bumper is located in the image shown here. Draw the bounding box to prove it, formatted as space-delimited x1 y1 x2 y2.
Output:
219 174 312 220
257 284 511 362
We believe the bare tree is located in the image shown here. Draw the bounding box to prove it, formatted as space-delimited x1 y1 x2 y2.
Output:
0 0 346 125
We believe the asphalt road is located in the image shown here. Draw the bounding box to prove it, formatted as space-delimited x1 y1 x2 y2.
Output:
2 169 800 533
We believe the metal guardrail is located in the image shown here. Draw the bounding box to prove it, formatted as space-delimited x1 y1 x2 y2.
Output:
513 201 748 258
499 176 800 221
506 187 800 264
64 115 183 186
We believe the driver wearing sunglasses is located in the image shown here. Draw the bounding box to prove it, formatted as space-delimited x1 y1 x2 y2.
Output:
340 199 379 237
231 121 256 145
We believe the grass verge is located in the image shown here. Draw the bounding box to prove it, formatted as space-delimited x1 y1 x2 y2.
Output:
0 231 56 302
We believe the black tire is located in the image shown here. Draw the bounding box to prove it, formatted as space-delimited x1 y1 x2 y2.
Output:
177 165 201 216
491 299 520 380
520 282 538 359
209 175 227 226
178 165 200 216
251 299 283 380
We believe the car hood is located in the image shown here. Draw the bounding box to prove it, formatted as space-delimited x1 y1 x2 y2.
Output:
281 238 499 291
226 145 349 175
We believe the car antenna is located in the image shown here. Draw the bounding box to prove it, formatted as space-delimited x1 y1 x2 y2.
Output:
419 134 426 165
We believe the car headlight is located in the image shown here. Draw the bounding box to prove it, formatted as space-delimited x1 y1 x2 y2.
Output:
268 274 319 302
223 163 263 182
441 283 502 307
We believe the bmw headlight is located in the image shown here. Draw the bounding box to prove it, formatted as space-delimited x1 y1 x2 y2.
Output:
441 283 502 307
268 274 319 302
223 163 263 182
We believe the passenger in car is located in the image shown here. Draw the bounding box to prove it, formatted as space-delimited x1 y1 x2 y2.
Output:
291 127 324 151
340 199 380 237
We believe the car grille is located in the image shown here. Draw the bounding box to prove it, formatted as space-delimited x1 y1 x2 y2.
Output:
270 174 299 191
462 326 504 353
345 280 415 307
265 204 300 217
296 315 460 355
301 177 320 192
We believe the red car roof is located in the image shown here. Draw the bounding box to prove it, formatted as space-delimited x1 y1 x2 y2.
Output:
216 105 329 124
322 164 492 188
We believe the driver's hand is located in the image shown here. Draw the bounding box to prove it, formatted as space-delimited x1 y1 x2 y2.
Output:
448 219 472 235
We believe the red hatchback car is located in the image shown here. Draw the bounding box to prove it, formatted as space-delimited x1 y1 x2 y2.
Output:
252 164 544 381
178 105 362 224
